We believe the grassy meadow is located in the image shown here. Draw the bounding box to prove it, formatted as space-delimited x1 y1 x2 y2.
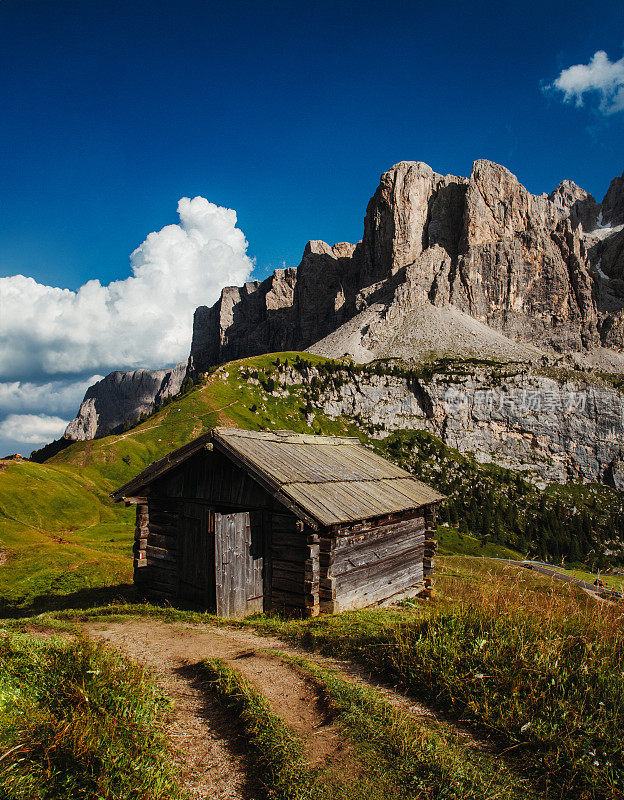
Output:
4 556 623 799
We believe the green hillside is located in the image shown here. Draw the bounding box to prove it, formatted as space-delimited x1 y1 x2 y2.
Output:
1 351 622 611
0 353 363 611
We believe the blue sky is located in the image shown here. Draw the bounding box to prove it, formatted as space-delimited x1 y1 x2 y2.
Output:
0 0 623 453
2 0 622 285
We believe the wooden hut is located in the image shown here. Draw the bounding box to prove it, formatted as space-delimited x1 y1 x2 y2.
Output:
112 428 444 618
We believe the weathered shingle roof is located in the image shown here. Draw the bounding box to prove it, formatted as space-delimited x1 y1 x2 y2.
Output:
112 427 444 527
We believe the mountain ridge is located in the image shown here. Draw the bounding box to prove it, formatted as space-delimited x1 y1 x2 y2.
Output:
61 158 624 445
188 158 624 373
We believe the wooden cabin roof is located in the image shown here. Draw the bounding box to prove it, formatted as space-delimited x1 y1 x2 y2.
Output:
112 427 444 527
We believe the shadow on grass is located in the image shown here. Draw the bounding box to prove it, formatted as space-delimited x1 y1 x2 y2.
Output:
172 661 263 800
0 583 137 618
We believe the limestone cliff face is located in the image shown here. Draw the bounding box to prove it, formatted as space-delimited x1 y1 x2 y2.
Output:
64 363 186 441
271 364 624 489
451 161 598 351
189 244 360 373
189 159 624 373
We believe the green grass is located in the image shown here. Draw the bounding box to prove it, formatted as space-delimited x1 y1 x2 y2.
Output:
437 527 523 559
0 353 364 611
0 632 185 800
204 647 539 800
201 658 316 800
0 459 134 611
275 651 536 800
202 657 447 800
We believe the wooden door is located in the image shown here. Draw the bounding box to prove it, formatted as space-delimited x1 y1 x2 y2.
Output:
214 511 264 618
177 503 215 609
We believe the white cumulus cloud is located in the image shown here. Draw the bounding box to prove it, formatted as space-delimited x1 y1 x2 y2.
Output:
0 414 69 445
0 196 254 381
0 376 102 416
549 50 624 114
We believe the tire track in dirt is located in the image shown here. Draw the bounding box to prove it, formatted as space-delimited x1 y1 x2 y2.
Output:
85 620 354 799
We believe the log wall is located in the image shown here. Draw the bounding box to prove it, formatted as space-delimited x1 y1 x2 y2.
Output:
422 505 437 589
133 498 182 602
320 513 426 613
134 498 219 605
133 502 148 581
134 495 316 615
270 513 319 617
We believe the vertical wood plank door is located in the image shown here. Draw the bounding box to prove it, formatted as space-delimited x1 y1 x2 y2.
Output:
214 511 264 618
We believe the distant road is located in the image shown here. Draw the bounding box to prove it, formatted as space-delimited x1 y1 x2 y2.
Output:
515 561 619 600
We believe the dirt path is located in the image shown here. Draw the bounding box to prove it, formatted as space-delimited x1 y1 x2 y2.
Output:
84 619 482 798
85 620 359 798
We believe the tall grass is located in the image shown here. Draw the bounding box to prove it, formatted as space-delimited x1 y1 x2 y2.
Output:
0 633 185 800
277 651 535 800
265 561 624 800
201 658 315 800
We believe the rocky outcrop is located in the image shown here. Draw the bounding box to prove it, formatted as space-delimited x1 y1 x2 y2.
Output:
272 364 624 488
63 363 186 441
602 171 624 226
189 159 624 373
548 179 599 230
449 161 599 350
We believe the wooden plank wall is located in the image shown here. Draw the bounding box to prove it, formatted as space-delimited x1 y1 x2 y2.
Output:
320 514 426 613
178 502 214 607
270 513 319 616
134 498 212 605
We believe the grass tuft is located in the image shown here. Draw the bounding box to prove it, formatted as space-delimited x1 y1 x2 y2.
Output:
0 633 185 800
200 658 312 800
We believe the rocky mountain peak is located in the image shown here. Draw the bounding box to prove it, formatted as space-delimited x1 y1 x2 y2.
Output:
184 157 624 373
63 363 186 441
549 179 598 231
602 171 624 226
463 159 539 246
